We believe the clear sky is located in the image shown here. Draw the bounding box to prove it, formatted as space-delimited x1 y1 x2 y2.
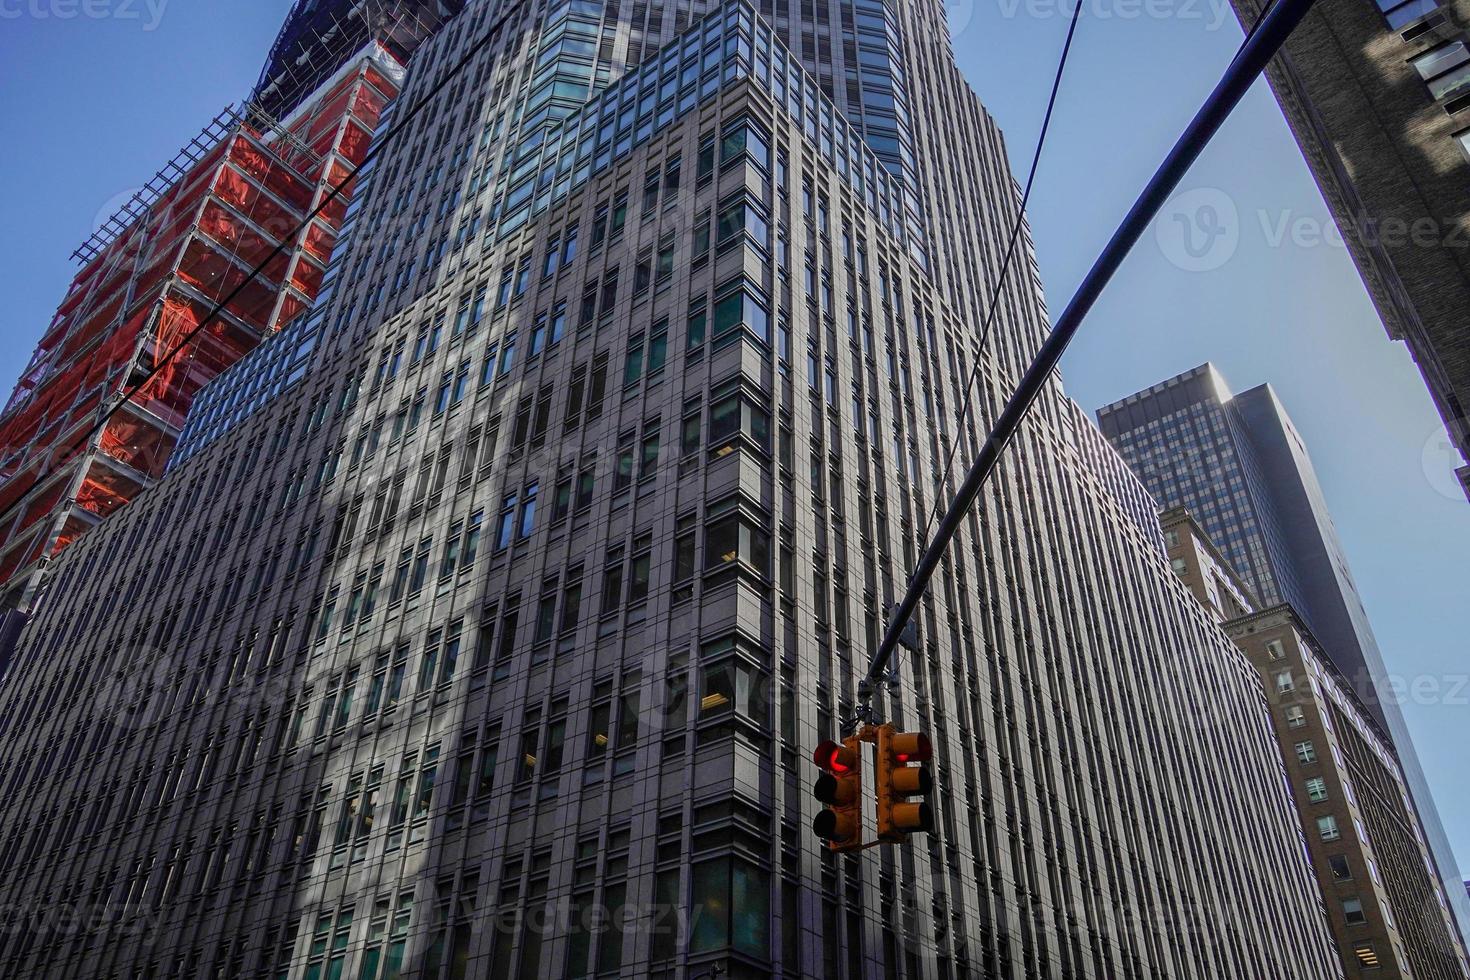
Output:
0 1 1465 879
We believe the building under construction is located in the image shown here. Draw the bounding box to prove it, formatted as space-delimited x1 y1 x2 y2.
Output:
0 1 460 620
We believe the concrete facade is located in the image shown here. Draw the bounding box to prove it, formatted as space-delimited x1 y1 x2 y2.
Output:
1165 509 1468 978
1228 0 1470 497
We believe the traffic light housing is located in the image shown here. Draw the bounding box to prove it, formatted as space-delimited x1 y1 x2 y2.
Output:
875 725 933 840
811 737 863 851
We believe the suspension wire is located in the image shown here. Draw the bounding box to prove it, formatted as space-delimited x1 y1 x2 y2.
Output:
862 0 1311 712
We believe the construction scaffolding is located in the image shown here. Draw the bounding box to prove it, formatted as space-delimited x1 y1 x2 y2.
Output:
0 40 407 606
253 0 463 119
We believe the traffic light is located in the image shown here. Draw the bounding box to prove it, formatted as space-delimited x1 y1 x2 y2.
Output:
811 737 863 851
875 725 933 840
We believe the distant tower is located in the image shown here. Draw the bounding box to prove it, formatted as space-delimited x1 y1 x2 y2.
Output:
1100 363 1470 942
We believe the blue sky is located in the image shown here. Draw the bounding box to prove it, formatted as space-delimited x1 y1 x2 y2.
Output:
1 1 1466 879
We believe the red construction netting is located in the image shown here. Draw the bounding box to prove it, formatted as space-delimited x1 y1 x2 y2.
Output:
289 255 325 297
133 290 261 428
214 167 299 243
229 138 314 211
364 63 401 101
351 80 391 129
15 480 66 538
274 293 309 331
197 199 283 270
301 221 337 264
99 410 173 477
48 514 89 559
175 237 287 325
0 441 82 522
73 460 142 518
338 120 373 167
0 527 46 578
135 295 200 410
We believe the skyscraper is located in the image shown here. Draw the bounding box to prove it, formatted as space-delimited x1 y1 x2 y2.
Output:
1163 508 1469 979
1226 0 1470 499
1099 363 1470 941
0 2 1343 977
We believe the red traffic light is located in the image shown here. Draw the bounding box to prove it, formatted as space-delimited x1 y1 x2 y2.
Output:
890 731 931 764
813 739 858 774
812 736 863 850
875 726 935 840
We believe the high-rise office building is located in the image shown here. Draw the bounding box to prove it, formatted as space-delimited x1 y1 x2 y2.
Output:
1163 508 1469 979
0 2 1344 977
1099 363 1470 941
1226 0 1470 499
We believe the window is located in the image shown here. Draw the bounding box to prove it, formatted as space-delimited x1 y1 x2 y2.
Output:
529 313 549 357
715 195 769 249
708 388 771 456
628 549 651 605
1265 639 1286 660
647 322 667 378
1295 740 1317 765
624 335 646 385
1342 897 1366 925
1305 777 1328 803
696 132 716 182
499 333 517 377
495 494 518 550
1317 815 1340 841
518 482 538 539
587 701 611 757
1328 855 1352 880
561 225 579 265
614 437 636 492
680 410 702 457
609 191 628 239
686 298 707 349
640 428 661 478
559 578 582 635
1284 705 1306 728
674 527 696 582
439 524 463 581
705 511 771 574
461 511 483 570
1412 43 1470 101
689 858 769 955
719 120 771 170
711 284 770 345
1274 670 1294 693
699 658 769 728
1169 557 1187 576
534 592 557 645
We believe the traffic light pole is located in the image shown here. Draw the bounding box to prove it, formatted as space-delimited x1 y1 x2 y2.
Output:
859 0 1316 717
